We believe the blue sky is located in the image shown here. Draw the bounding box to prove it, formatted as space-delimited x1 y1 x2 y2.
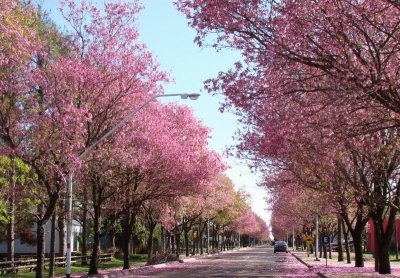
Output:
42 0 270 226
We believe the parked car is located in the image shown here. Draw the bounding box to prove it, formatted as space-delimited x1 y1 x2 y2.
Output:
274 241 288 253
330 240 354 251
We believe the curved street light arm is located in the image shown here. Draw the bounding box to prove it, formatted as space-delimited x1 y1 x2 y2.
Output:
78 93 198 160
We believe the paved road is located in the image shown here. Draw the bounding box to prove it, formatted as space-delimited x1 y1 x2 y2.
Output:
129 246 318 277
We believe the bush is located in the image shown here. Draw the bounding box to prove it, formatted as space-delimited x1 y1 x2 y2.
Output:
111 248 123 258
106 247 119 256
146 252 178 265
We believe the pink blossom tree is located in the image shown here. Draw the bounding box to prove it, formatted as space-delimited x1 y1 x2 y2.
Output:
176 0 400 274
0 2 92 275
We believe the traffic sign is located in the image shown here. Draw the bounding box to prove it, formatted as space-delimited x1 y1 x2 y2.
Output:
304 235 313 244
322 235 330 267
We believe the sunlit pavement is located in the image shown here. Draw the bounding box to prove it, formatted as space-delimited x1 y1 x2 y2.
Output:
90 246 318 277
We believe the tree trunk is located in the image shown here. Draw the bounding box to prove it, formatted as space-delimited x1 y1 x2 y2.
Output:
196 228 199 254
49 211 56 277
122 214 136 270
212 225 216 250
184 228 190 257
353 228 364 267
111 233 116 249
35 192 59 278
342 213 368 267
165 232 170 253
370 178 400 274
81 187 88 265
206 221 209 254
88 204 101 275
108 212 117 249
36 221 45 278
175 233 181 258
337 217 343 262
108 220 116 250
374 221 379 272
214 225 218 250
192 228 196 256
161 227 165 253
147 224 156 262
6 193 14 264
7 162 15 265
342 219 351 264
319 235 323 258
122 233 130 270
171 234 175 254
200 231 203 255
200 222 206 255
377 246 391 274
372 217 394 274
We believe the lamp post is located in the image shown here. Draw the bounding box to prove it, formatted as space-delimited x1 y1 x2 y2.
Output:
206 219 209 254
395 215 399 261
65 93 200 278
315 212 320 261
292 227 295 251
286 230 289 245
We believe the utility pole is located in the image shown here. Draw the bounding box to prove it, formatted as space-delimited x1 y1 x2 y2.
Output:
315 212 320 261
292 227 295 251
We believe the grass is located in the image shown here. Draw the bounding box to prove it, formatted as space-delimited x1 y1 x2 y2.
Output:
317 250 400 263
2 254 148 278
311 253 373 262
364 251 400 262
389 252 400 261
323 252 400 263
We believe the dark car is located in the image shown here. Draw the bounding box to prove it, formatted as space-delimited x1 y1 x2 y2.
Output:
274 241 288 253
330 240 353 251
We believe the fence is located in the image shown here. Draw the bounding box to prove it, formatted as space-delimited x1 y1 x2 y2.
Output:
0 253 113 275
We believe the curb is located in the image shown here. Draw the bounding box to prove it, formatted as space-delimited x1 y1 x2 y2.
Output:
289 251 313 270
316 271 328 278
289 252 328 278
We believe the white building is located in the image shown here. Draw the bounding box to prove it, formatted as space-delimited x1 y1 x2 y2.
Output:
0 220 81 255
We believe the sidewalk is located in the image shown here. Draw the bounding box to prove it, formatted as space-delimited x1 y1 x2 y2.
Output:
78 257 204 277
290 250 400 277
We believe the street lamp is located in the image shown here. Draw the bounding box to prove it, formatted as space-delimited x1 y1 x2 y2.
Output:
315 210 320 261
292 227 295 251
65 93 200 278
